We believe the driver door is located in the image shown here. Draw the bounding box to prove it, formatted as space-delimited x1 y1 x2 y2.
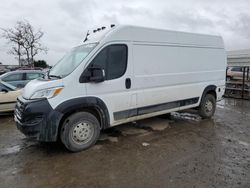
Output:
84 43 136 125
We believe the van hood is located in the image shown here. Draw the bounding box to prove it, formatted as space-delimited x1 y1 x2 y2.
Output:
22 79 64 99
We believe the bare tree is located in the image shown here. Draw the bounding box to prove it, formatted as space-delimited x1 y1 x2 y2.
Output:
1 20 48 66
1 21 25 65
21 21 48 65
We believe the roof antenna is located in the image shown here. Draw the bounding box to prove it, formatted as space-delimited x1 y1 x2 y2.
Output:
83 30 90 42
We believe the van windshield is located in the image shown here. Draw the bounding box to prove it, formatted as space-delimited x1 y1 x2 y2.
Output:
49 43 97 78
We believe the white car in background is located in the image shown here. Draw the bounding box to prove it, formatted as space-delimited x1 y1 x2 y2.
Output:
0 81 21 113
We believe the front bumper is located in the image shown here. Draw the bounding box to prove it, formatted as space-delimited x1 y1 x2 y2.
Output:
14 96 63 142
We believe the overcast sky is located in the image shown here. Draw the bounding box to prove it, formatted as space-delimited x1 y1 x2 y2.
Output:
1 0 250 65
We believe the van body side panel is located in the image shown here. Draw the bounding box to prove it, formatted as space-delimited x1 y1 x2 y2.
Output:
132 43 226 114
113 97 199 120
105 25 224 49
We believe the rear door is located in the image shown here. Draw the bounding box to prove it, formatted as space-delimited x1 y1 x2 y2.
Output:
84 42 136 125
0 84 20 112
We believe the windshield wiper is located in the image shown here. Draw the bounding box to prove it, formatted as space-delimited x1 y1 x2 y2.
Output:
49 75 62 79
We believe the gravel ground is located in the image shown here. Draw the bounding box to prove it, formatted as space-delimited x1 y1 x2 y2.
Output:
0 98 249 188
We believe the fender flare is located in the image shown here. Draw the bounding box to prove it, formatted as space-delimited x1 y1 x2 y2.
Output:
201 85 217 102
55 97 110 129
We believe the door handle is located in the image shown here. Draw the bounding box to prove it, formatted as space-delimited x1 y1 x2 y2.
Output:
125 78 131 89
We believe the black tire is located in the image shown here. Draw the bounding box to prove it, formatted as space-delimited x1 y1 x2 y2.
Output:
159 113 171 119
198 94 216 119
60 112 100 152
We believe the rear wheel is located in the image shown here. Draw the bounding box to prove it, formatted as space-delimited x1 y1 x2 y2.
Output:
198 94 216 119
60 112 100 152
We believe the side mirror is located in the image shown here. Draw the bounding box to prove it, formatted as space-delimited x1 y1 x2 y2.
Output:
1 88 8 93
88 66 105 83
80 65 105 83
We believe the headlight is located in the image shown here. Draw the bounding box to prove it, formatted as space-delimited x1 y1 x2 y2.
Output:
30 87 64 99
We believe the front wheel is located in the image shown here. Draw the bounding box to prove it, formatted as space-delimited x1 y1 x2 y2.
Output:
60 112 100 152
198 94 216 119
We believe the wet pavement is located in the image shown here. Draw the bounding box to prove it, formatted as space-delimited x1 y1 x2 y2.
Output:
0 98 249 188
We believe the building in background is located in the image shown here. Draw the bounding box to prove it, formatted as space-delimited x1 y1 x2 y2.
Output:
227 49 250 67
226 49 250 99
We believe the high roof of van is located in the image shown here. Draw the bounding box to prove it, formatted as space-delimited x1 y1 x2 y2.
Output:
85 25 224 49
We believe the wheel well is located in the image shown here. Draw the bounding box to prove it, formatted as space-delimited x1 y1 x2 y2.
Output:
206 90 217 100
200 85 217 104
57 107 102 141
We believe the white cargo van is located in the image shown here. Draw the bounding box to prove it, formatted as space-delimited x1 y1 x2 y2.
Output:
14 25 226 152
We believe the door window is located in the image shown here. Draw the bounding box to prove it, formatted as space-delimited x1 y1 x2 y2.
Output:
2 73 23 82
90 44 128 80
0 84 8 92
26 73 42 80
91 48 108 71
106 45 127 80
0 82 13 92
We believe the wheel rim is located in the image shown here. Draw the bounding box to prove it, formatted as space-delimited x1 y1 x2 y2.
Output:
205 99 213 113
71 121 94 144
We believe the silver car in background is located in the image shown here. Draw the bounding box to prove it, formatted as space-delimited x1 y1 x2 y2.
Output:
0 70 44 88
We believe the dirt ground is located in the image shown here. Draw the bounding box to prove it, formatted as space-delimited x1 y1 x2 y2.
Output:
0 98 249 188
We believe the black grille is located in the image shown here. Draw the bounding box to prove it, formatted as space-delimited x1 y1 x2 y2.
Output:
16 98 25 111
15 98 26 122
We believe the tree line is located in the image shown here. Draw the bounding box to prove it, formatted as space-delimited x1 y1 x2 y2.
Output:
1 20 48 67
